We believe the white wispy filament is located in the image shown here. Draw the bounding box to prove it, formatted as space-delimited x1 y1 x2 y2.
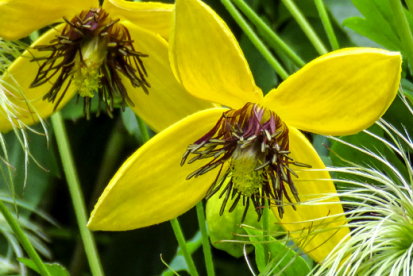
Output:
315 95 413 276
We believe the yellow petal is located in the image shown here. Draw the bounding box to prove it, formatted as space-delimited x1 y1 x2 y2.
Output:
273 127 349 263
120 21 214 133
262 48 401 135
0 25 77 132
0 0 97 40
102 0 173 40
170 0 262 108
88 108 228 231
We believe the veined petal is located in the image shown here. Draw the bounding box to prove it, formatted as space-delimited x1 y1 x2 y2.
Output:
88 108 228 231
170 0 262 108
273 127 349 263
121 22 214 133
103 0 173 40
0 25 77 132
0 0 97 40
262 48 401 135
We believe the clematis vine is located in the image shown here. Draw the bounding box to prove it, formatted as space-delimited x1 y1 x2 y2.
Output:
87 0 401 263
0 0 212 131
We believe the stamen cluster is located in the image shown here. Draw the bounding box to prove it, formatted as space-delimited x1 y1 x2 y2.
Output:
181 103 310 221
30 8 150 118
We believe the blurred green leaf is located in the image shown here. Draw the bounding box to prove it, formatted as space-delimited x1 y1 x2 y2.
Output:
0 127 59 216
330 121 409 186
18 258 69 276
240 34 278 94
206 191 282 258
60 96 85 121
244 228 310 276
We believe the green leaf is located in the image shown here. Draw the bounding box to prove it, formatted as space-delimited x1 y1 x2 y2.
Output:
18 258 69 276
343 17 401 50
351 0 398 33
342 0 403 51
244 228 311 276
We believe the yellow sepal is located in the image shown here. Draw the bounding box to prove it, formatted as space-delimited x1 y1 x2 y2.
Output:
88 108 229 231
170 0 263 109
263 48 401 135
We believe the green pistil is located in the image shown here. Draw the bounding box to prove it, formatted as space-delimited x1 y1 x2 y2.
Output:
230 146 264 197
73 64 102 98
74 36 106 98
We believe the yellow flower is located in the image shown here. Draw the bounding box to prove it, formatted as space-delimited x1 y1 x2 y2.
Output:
87 0 402 263
0 0 212 132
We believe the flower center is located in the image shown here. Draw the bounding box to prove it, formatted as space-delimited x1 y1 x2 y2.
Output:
181 103 311 221
230 142 265 197
30 8 150 119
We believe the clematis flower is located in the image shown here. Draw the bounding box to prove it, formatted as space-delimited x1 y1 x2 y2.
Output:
0 0 212 131
87 0 402 263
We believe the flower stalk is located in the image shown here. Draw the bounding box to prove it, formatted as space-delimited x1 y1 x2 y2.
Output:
281 0 328 55
221 0 289 80
231 0 305 68
51 112 104 276
314 0 339 50
196 201 215 276
170 218 200 276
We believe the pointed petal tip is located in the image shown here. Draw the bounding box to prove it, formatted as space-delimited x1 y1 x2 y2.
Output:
85 108 229 231
171 0 262 108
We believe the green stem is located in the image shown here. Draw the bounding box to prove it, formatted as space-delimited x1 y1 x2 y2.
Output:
51 112 104 276
262 203 269 239
0 200 51 276
314 0 339 50
262 201 269 263
170 218 199 276
136 117 199 276
389 0 413 75
196 201 215 276
281 0 328 55
231 0 305 67
221 0 289 80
